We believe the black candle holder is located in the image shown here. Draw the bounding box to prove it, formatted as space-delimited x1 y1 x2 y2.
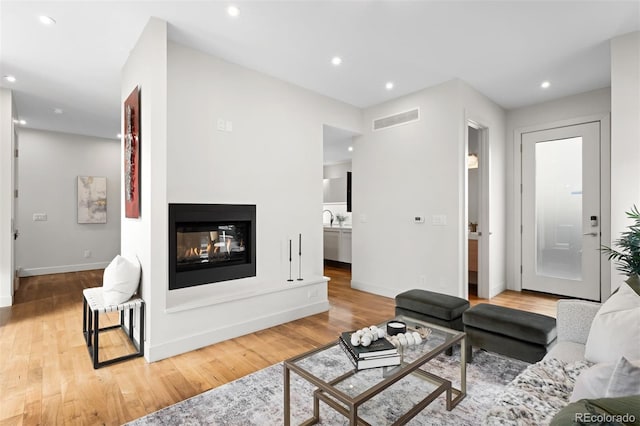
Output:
297 233 303 281
287 239 293 282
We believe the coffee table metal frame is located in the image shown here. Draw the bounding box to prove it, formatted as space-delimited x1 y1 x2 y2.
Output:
283 316 466 425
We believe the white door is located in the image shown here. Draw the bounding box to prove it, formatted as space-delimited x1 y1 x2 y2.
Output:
521 121 601 301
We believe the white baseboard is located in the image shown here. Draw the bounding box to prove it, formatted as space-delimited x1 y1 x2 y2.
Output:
489 283 507 298
146 300 330 362
0 295 13 307
19 262 110 277
350 280 398 298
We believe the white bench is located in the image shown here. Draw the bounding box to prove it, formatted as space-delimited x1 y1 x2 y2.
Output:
82 287 145 369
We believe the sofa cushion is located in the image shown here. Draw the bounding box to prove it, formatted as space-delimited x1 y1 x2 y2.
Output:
550 395 640 426
463 304 557 345
606 357 640 398
395 289 469 321
544 341 587 363
484 358 589 426
585 282 640 363
570 361 614 402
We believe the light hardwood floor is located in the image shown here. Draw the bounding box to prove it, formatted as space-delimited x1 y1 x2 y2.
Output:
0 266 559 425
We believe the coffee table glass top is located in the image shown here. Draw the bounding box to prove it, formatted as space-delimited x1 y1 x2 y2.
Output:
287 315 464 398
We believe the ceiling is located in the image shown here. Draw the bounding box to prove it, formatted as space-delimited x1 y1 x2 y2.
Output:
1 1 639 141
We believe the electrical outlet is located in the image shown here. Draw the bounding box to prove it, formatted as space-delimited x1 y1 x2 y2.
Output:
83 250 92 258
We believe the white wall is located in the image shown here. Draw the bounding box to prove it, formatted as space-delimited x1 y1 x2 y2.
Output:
0 88 16 306
459 82 508 298
353 81 461 298
351 79 505 299
468 127 480 224
323 161 351 179
611 31 640 291
121 17 168 360
122 26 363 361
15 129 120 276
505 87 611 291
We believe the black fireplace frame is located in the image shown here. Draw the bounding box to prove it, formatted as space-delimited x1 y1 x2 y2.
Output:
168 203 256 290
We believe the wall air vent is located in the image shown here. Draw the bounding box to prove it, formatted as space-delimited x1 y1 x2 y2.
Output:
372 108 420 131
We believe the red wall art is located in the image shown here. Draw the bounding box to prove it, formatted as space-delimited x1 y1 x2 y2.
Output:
123 86 140 218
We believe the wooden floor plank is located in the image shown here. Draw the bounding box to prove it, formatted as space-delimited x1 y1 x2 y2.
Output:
0 266 560 424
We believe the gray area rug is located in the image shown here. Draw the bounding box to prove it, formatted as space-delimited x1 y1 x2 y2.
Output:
128 346 528 425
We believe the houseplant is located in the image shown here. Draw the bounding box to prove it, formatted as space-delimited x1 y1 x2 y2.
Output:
335 213 347 227
601 205 640 289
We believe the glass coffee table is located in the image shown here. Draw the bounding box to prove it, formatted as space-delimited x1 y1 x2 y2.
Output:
283 316 466 425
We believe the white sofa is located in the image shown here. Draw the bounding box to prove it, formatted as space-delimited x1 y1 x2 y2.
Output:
485 283 640 425
543 299 601 363
483 300 601 425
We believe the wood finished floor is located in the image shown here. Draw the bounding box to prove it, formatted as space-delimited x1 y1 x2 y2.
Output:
0 266 560 425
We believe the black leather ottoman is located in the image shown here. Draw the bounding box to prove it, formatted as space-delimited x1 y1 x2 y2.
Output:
395 289 470 355
463 303 557 363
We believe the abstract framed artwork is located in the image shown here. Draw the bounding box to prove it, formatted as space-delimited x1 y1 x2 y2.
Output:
78 176 107 224
124 86 141 218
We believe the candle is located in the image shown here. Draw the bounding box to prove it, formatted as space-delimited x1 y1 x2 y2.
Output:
289 239 292 261
299 233 302 256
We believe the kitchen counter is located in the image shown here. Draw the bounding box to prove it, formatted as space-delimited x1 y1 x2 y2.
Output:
323 225 352 230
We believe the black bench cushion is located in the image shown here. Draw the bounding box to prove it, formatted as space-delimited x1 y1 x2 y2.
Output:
395 289 470 321
463 303 557 345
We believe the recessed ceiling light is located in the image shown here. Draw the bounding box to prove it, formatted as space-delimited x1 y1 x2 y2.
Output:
540 81 551 89
39 15 56 25
385 81 394 90
227 5 240 17
348 146 353 152
3 75 16 83
53 108 63 114
331 56 342 66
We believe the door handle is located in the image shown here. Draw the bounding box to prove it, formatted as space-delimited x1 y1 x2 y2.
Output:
583 232 598 236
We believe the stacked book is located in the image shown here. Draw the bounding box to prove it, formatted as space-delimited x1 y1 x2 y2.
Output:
338 331 401 370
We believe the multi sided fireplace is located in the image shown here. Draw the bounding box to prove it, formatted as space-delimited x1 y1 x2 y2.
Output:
169 204 256 290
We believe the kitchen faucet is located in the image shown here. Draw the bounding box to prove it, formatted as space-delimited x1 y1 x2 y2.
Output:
323 209 334 226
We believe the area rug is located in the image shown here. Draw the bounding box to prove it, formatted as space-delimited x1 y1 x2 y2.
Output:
128 346 528 425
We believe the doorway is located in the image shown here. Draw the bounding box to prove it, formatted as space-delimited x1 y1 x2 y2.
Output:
521 121 601 300
466 121 489 299
322 125 359 272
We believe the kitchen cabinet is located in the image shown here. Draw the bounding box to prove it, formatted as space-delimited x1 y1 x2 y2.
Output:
339 229 352 263
468 239 478 272
324 228 351 263
323 228 340 261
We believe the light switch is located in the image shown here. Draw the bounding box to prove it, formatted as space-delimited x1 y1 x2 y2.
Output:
225 120 233 132
431 214 447 226
217 118 225 131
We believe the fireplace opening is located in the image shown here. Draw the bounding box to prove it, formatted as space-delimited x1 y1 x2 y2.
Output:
169 204 256 290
